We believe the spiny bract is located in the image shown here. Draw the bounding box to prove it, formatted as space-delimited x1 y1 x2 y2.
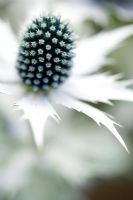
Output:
16 15 76 92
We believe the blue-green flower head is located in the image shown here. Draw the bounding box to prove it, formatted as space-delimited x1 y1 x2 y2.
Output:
16 15 76 92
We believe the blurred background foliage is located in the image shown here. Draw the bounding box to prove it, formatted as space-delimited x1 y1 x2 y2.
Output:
0 0 133 199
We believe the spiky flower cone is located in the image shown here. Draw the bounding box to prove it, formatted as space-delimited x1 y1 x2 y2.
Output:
16 15 76 92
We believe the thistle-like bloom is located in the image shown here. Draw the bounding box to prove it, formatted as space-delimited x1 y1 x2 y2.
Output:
0 15 133 151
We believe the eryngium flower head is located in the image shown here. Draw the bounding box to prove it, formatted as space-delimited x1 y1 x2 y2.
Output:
0 18 133 151
16 15 75 92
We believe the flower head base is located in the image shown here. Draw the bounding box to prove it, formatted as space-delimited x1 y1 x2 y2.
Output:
16 15 76 92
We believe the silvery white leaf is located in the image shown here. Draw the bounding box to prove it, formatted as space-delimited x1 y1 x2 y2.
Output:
50 91 128 152
60 73 133 104
0 82 25 96
73 25 133 75
15 94 60 148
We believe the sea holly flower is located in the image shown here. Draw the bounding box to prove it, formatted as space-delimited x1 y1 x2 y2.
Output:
0 16 133 151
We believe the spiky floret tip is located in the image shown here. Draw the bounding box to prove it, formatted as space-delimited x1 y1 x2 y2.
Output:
16 15 76 92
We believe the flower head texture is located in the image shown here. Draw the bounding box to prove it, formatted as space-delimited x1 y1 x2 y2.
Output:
0 14 133 151
16 15 75 92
